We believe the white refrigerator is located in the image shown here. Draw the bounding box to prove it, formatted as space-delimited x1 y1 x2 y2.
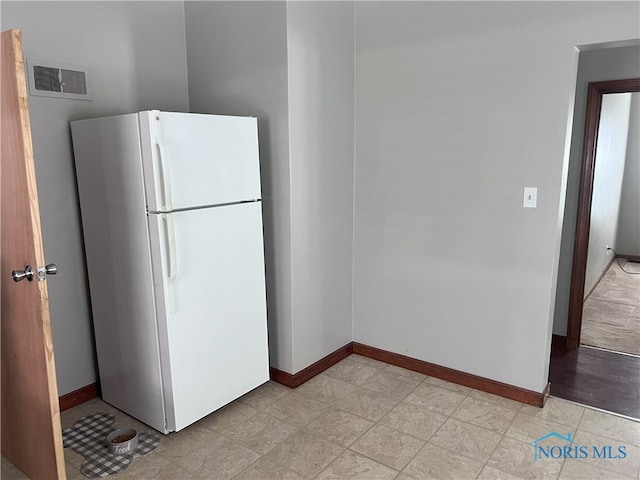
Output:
71 110 270 433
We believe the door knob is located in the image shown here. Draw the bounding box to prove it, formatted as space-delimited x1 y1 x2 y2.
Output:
11 263 58 282
12 265 34 282
37 263 58 281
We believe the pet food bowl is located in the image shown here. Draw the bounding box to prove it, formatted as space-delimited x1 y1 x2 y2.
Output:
106 428 138 455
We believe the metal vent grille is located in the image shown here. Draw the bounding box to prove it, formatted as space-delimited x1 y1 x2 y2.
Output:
27 59 91 100
61 69 87 95
33 66 61 92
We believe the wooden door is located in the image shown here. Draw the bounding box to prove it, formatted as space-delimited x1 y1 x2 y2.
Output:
1 29 65 479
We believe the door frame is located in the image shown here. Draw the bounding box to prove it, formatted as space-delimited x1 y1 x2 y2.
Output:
566 78 640 349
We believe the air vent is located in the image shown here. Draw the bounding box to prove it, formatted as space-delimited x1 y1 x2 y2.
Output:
27 59 91 100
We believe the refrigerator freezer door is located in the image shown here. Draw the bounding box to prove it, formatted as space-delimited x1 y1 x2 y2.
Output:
140 111 262 212
148 202 269 431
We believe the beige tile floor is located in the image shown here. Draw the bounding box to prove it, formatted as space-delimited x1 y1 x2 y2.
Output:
582 260 640 356
3 354 640 479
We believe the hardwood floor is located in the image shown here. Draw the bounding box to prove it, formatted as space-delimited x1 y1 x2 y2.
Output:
549 336 640 419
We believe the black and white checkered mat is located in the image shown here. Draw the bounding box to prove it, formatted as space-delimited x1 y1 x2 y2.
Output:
62 412 160 478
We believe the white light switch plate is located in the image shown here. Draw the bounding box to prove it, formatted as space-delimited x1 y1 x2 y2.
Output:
523 187 537 208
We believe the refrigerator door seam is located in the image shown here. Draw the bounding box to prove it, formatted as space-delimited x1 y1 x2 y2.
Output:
149 198 262 215
138 111 174 432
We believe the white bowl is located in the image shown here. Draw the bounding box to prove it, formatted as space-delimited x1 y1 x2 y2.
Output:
106 428 138 455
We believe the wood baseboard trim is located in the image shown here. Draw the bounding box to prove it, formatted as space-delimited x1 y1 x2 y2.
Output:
552 334 567 347
617 253 640 263
269 341 548 407
584 255 616 300
353 343 548 407
270 343 354 388
59 383 98 411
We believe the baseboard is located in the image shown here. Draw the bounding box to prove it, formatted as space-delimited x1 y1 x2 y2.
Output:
59 383 98 411
352 343 549 407
617 253 640 263
584 255 616 300
270 341 548 407
270 343 353 388
552 334 566 346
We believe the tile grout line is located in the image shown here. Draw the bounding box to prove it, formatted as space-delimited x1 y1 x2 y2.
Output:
368 375 434 473
319 373 453 476
398 378 495 477
575 411 640 447
473 399 524 479
60 358 640 480
233 377 382 479
337 374 430 474
554 405 588 480
308 385 421 479
551 395 640 423
399 377 536 475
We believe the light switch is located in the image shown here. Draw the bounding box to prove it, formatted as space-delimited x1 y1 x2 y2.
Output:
523 187 537 208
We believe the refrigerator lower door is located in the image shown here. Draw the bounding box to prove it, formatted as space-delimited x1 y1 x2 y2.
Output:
148 202 269 432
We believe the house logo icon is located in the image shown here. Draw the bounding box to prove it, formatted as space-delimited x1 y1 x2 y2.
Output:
529 432 577 461
530 431 628 461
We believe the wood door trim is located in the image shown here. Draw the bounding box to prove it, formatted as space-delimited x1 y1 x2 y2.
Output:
566 78 640 349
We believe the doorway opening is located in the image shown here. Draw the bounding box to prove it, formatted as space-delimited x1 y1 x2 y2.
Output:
566 79 640 351
550 78 640 420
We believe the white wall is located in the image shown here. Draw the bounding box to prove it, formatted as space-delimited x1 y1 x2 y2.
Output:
353 2 640 393
553 45 640 335
617 93 640 256
184 1 294 372
5 0 638 397
1 1 189 395
584 94 631 293
185 1 355 374
287 2 354 372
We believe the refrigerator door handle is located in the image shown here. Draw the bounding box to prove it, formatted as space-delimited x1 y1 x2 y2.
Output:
162 214 177 313
156 142 173 211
